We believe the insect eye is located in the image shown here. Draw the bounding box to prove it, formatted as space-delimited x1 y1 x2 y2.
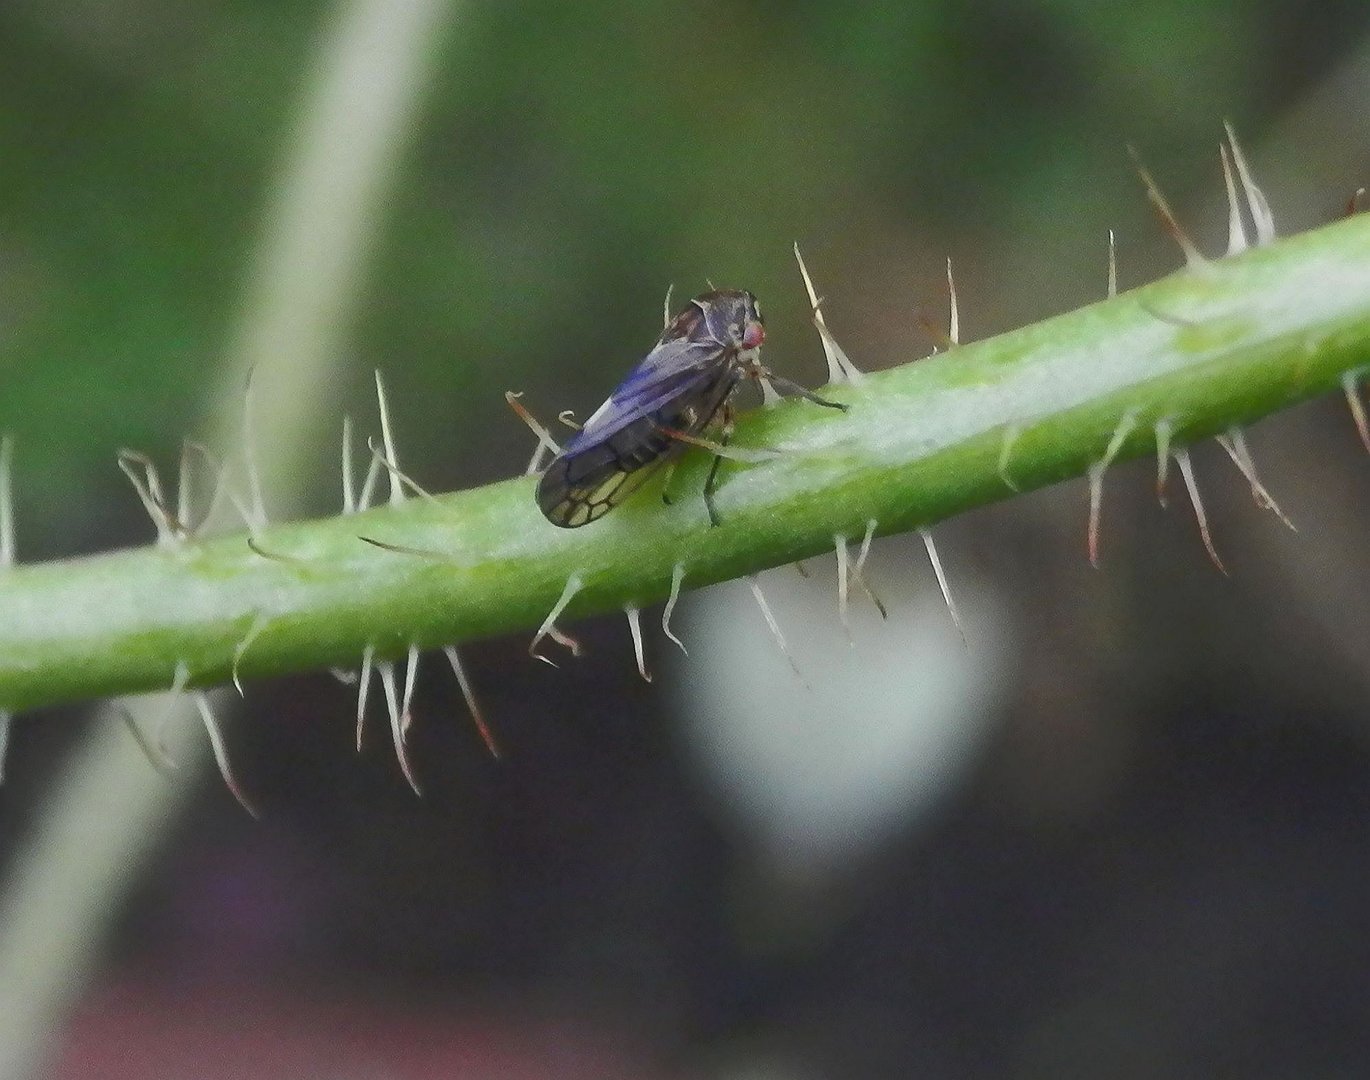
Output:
742 321 765 349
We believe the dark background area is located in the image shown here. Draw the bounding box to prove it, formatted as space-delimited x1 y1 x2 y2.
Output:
3 1 1370 1077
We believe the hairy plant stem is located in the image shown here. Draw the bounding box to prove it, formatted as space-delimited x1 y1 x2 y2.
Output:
4 214 1370 712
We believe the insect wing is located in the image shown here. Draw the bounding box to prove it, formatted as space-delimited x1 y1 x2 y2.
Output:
538 334 737 527
560 335 727 454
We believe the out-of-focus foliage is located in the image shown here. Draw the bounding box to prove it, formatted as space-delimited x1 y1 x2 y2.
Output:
4 0 1364 552
5 3 1370 1078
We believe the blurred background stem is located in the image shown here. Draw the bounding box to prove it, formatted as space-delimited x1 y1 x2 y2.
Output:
0 0 456 1075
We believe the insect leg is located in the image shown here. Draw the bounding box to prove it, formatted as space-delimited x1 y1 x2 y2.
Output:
654 425 777 462
763 373 848 411
659 458 680 505
703 404 736 527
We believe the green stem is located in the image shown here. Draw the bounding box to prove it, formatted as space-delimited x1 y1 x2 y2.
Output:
4 215 1370 712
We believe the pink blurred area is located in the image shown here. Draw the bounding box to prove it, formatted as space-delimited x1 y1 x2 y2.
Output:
52 979 664 1080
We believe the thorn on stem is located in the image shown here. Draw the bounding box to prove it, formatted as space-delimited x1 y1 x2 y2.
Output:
1107 228 1118 299
1129 147 1207 270
852 518 889 619
1342 371 1370 454
373 370 407 509
442 645 500 759
241 369 268 532
506 391 562 474
341 414 356 515
1215 428 1296 532
794 242 863 384
1175 448 1228 575
1087 408 1141 568
747 574 801 677
1219 142 1249 256
0 713 11 784
946 257 960 346
378 658 422 796
835 535 853 645
356 645 375 752
117 705 177 775
662 563 688 656
231 613 271 698
1223 121 1275 245
1154 418 1174 509
530 575 585 665
0 434 13 568
193 691 261 819
919 528 966 645
998 424 1023 491
625 606 652 682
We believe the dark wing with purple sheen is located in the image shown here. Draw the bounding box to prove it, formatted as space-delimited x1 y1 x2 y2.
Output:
559 334 727 455
536 334 739 528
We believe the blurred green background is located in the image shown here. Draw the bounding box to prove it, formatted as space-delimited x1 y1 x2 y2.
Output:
3 1 1370 1078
